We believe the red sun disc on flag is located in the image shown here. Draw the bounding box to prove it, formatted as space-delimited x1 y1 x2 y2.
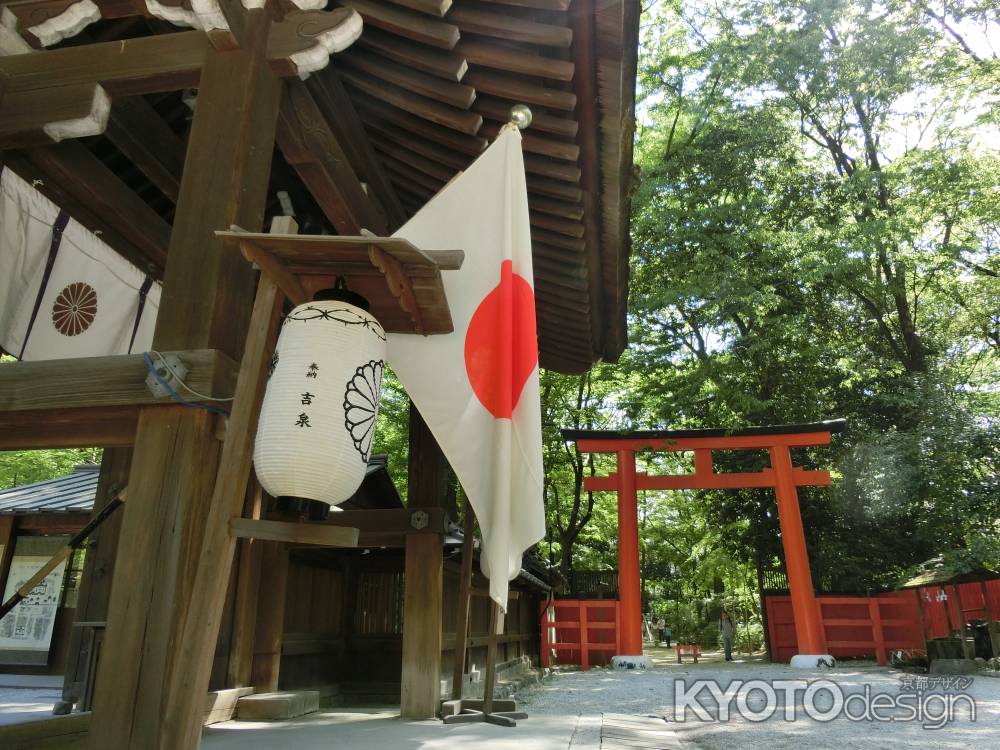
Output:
464 260 538 419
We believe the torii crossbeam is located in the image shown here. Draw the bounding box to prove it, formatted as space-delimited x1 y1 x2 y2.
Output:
563 420 846 667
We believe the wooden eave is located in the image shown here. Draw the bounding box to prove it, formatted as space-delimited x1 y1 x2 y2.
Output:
0 0 640 375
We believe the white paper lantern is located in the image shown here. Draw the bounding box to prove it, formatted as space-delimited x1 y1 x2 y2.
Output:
254 294 385 506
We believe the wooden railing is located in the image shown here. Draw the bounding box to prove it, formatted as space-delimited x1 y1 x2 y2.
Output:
539 599 620 670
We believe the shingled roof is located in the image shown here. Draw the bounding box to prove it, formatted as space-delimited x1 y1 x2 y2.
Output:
0 464 99 515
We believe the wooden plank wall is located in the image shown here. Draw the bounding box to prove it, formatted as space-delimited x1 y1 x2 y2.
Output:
269 549 543 695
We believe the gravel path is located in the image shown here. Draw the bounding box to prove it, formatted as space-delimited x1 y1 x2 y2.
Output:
520 649 1000 749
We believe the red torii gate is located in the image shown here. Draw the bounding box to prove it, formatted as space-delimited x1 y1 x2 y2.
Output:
563 420 845 664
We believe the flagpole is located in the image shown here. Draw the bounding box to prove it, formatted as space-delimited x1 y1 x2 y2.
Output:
450 498 476 700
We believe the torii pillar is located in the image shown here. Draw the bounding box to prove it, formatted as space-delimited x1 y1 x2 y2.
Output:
567 422 842 668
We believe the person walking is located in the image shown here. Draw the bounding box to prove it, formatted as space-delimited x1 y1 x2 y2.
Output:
656 617 666 645
663 621 672 648
720 609 735 661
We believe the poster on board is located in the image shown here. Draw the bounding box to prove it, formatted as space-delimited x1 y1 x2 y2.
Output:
0 535 69 664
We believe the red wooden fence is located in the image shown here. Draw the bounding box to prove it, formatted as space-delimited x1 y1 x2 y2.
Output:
540 599 620 670
765 579 1000 664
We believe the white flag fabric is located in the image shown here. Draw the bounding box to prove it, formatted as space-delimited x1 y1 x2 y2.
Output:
387 127 545 610
0 168 160 360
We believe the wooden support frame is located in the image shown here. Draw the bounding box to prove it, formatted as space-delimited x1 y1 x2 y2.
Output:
230 518 359 547
216 228 463 335
0 349 238 413
0 350 237 450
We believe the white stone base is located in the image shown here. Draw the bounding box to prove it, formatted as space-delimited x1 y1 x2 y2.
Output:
790 654 837 669
611 655 652 670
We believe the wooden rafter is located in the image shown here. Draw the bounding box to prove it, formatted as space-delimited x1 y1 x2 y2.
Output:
357 26 467 81
105 96 185 203
276 78 391 236
341 67 483 135
342 47 476 109
24 141 171 271
336 0 460 49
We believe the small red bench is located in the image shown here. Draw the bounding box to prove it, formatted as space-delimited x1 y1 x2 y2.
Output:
676 644 701 663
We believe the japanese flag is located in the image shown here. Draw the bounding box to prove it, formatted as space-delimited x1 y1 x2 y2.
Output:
386 127 545 610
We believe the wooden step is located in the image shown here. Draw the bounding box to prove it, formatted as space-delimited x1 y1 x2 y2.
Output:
236 690 320 721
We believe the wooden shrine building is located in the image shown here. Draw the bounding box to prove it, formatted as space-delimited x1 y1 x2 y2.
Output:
0 0 639 747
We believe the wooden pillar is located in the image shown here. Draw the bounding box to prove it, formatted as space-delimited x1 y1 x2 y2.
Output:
61 448 132 705
226 483 264 688
250 541 289 692
0 515 15 596
89 12 281 750
769 445 826 655
615 449 643 656
979 581 999 658
401 402 447 719
953 585 974 660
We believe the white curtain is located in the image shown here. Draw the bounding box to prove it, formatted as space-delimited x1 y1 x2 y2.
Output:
0 168 160 360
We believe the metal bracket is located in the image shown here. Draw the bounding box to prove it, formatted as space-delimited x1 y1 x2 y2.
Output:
410 510 429 531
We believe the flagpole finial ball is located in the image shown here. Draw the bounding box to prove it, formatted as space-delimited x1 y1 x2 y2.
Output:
509 105 532 130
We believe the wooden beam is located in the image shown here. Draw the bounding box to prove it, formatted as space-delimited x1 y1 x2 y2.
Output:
335 0 459 49
25 141 171 272
341 67 483 135
105 96 184 203
277 78 389 235
0 349 237 413
0 31 207 97
0 81 109 148
0 8 360 99
0 713 90 750
342 47 475 109
0 405 138 450
229 518 360 547
357 26 467 81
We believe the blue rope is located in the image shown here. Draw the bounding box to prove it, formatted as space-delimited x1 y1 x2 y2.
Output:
143 352 230 416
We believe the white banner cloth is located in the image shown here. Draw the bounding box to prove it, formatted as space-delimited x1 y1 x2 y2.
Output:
387 127 545 610
0 168 160 360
